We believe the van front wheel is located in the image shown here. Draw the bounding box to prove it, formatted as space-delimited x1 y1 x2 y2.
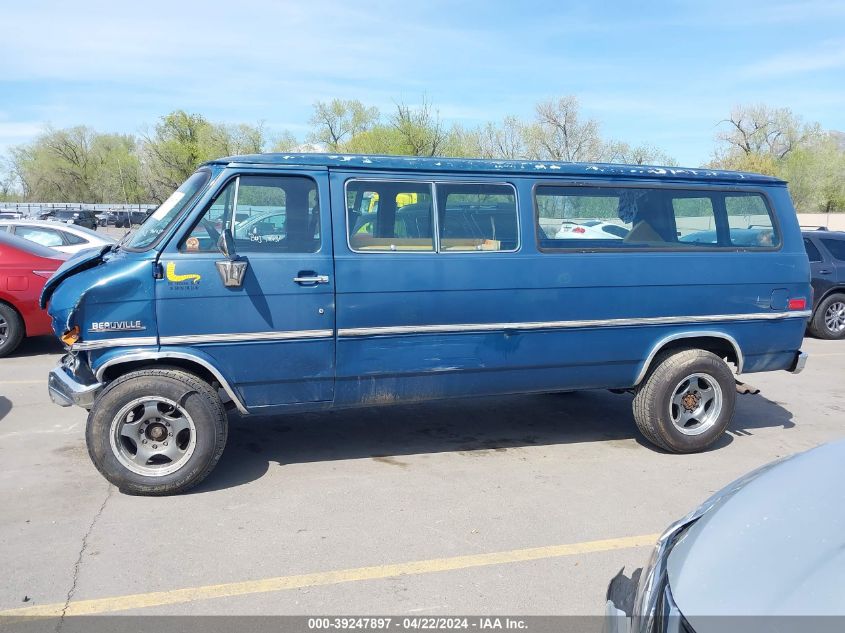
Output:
632 349 735 453
86 368 228 495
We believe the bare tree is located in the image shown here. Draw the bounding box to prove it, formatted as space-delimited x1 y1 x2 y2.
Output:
0 157 19 199
269 130 301 152
388 97 447 156
717 104 818 160
528 97 604 162
202 121 267 157
605 141 677 166
476 116 528 159
307 99 379 151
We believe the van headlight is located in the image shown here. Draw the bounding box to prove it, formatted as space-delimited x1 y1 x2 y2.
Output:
60 325 80 346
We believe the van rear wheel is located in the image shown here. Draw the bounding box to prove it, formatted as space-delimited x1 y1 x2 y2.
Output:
86 368 228 495
632 349 735 453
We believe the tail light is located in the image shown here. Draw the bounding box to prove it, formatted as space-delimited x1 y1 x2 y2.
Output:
788 298 807 311
33 270 55 279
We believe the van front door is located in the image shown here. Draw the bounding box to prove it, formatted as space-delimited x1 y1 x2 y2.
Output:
155 170 335 412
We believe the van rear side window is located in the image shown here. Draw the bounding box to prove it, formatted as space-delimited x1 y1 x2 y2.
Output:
437 183 518 251
346 181 434 252
535 186 779 250
725 194 778 248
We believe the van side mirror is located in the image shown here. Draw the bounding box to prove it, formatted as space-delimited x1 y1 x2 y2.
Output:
215 229 248 288
218 229 236 260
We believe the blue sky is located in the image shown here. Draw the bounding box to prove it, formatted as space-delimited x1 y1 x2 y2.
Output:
1 0 844 166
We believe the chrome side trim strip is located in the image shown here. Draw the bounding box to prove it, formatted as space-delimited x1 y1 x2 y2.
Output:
74 330 335 350
338 311 812 338
94 351 250 415
74 311 811 349
159 329 334 346
73 336 158 351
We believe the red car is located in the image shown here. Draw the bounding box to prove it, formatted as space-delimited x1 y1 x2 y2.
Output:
0 231 68 357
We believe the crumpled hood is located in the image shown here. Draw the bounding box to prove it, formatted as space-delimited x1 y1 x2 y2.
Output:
40 245 113 308
668 439 845 625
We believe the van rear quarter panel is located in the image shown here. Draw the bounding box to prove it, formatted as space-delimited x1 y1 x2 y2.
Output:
331 172 808 405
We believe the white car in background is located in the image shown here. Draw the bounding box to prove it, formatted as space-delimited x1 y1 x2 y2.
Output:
554 219 629 239
0 219 116 254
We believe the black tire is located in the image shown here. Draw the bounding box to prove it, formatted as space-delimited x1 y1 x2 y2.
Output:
809 293 845 340
86 368 228 495
632 349 736 453
0 302 24 358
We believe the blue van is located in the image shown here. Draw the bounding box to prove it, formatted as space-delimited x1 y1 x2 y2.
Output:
42 154 811 495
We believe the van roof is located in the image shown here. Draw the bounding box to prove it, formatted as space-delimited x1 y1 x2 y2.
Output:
205 153 785 185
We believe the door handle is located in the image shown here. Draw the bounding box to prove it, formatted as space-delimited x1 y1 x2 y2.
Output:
293 274 330 285
819 269 832 274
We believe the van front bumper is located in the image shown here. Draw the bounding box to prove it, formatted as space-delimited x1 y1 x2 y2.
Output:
48 362 102 410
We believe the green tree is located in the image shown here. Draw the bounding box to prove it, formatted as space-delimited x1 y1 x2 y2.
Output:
781 134 845 213
140 111 211 201
201 121 267 157
12 126 98 201
342 125 406 154
0 157 19 201
711 104 844 213
11 126 144 203
269 130 301 152
389 97 447 156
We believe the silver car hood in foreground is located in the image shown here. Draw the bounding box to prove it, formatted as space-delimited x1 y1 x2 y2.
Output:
667 439 845 627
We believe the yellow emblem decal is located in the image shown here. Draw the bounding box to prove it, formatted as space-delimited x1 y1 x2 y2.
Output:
165 262 201 284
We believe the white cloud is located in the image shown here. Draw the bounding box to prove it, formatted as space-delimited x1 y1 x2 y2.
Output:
0 121 43 140
739 39 845 77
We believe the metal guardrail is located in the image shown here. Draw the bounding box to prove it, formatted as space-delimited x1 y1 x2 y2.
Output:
0 202 156 218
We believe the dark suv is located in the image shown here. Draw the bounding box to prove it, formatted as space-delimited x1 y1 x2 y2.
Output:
40 209 98 231
107 209 154 228
803 229 845 339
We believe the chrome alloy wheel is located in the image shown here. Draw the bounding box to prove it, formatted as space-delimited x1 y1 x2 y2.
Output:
0 314 7 345
669 373 723 436
109 397 197 476
824 301 845 334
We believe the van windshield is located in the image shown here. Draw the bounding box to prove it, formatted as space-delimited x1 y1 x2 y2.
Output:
124 170 211 250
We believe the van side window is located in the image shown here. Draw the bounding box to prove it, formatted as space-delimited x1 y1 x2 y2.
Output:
536 186 667 247
436 183 518 251
672 197 716 243
346 181 434 252
725 194 779 248
182 175 320 253
535 186 779 250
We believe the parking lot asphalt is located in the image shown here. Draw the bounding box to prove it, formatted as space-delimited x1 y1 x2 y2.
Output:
0 336 843 617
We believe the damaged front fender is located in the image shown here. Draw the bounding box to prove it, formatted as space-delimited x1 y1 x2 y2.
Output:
45 248 158 348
